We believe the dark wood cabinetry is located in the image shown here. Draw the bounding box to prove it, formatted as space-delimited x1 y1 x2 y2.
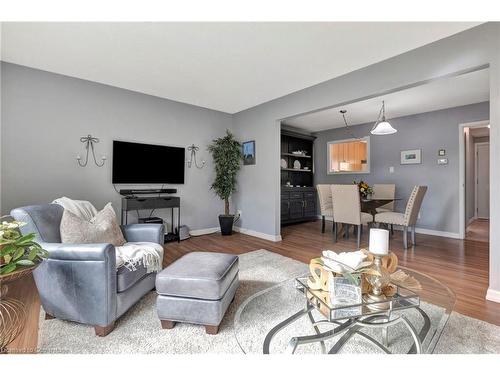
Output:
281 187 317 224
280 129 317 225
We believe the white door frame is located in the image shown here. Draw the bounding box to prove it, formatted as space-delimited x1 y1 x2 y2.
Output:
475 141 490 219
458 120 489 239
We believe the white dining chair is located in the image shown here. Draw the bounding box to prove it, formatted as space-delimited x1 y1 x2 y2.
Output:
331 184 373 248
316 184 334 233
373 184 396 213
374 186 427 249
373 183 396 234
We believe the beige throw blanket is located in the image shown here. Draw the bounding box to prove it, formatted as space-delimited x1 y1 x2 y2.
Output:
116 242 164 273
53 196 98 221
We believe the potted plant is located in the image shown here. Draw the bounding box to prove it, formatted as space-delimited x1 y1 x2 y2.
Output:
208 130 242 235
0 218 48 275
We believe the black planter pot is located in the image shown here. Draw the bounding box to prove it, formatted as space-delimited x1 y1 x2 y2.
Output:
218 215 235 236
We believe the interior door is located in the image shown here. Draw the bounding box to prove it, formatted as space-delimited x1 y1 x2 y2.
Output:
476 143 490 219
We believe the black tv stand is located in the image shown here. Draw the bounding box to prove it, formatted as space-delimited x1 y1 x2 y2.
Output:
121 196 181 243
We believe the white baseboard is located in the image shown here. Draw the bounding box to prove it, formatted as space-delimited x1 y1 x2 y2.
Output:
318 216 460 239
413 227 461 239
233 226 282 242
189 227 220 236
486 288 500 303
387 226 460 239
189 226 283 242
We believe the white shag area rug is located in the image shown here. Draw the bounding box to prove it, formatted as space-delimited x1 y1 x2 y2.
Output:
37 249 500 354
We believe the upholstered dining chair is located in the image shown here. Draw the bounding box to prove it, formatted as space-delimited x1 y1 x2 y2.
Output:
331 184 373 248
374 186 427 250
373 184 396 213
373 183 396 235
316 184 334 233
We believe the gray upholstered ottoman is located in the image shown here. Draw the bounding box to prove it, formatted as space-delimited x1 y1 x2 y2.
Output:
155 252 239 334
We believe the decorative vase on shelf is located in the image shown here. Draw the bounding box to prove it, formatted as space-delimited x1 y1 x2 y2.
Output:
293 160 301 169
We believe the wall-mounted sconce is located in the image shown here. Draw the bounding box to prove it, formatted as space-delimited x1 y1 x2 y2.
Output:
186 144 206 169
77 134 106 167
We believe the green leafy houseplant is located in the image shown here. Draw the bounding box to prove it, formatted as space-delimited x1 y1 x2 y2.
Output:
0 219 48 275
207 130 242 235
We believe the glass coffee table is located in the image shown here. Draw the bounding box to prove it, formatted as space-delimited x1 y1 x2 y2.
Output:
234 267 455 354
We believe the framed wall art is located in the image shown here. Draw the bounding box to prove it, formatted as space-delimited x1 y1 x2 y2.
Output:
400 149 421 165
242 140 256 165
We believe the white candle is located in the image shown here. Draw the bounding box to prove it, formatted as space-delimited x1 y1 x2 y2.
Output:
369 228 389 255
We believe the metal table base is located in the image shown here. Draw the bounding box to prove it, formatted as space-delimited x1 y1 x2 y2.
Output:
263 302 431 354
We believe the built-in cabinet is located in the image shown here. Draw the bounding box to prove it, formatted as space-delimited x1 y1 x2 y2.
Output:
280 129 317 225
281 187 317 224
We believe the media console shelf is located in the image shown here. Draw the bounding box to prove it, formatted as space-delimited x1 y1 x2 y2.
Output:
121 196 181 242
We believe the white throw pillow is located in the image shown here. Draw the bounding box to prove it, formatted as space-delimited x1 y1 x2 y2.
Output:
60 203 126 246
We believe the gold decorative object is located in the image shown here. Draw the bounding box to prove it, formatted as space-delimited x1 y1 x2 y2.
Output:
307 250 421 315
307 258 331 291
0 266 35 353
363 253 391 310
362 249 398 273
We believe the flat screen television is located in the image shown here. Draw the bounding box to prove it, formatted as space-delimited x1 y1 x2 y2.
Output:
112 140 185 184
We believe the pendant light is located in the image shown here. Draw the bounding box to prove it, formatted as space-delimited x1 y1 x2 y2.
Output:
371 101 397 135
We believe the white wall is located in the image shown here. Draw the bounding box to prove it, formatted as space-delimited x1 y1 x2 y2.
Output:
1 62 233 232
232 23 500 301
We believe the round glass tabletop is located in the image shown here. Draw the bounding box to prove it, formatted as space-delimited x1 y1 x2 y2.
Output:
234 267 455 354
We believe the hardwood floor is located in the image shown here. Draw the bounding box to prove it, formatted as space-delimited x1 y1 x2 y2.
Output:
166 220 499 326
6 219 498 353
466 219 489 243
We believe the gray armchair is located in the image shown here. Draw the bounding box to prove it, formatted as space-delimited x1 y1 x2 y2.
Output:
11 204 165 337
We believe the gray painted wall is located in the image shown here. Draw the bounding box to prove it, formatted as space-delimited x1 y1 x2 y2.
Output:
1 62 233 231
2 24 500 296
232 23 500 294
312 102 489 234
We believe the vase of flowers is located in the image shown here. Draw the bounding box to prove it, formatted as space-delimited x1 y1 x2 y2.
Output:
353 180 373 199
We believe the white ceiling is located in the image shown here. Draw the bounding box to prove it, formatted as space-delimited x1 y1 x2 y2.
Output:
0 22 480 114
283 68 489 132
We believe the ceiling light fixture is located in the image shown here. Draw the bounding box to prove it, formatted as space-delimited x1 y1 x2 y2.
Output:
371 101 397 135
340 109 360 140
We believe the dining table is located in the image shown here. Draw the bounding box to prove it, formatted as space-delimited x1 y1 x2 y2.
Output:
361 197 402 219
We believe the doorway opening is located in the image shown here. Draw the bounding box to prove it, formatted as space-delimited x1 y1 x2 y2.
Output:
463 123 490 242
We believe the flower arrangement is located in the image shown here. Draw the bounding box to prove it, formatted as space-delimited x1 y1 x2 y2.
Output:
0 218 48 275
353 180 373 198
